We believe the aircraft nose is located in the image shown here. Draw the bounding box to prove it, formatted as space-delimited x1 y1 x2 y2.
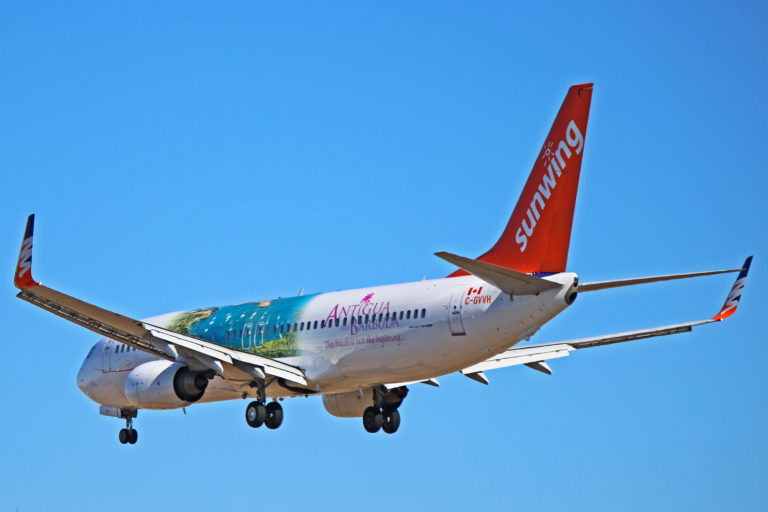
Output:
76 360 89 393
77 342 100 396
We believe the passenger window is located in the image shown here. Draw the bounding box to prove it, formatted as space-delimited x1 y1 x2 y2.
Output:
365 314 370 323
313 321 318 329
378 313 383 322
343 317 348 327
421 308 426 318
385 312 390 321
399 311 404 320
406 310 411 320
413 309 418 319
273 326 277 334
115 345 119 353
321 320 325 328
335 318 340 327
358 315 363 324
300 322 304 331
293 323 298 332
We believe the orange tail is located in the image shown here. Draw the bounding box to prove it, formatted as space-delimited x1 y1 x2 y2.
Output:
453 83 593 276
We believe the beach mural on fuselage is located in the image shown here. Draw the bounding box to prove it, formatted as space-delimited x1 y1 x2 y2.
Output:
157 291 406 359
160 295 316 358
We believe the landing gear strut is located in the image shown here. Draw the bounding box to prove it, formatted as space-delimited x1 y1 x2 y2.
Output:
362 386 406 434
118 414 138 445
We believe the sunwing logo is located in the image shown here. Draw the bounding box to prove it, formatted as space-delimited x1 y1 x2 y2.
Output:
716 276 746 319
515 120 584 252
17 237 33 280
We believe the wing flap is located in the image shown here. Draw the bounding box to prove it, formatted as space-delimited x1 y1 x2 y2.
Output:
461 344 572 374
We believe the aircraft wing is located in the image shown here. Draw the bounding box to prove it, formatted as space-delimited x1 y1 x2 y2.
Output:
460 256 752 383
14 215 307 386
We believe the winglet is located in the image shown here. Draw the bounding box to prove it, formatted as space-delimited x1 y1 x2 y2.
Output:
14 214 40 290
712 256 752 321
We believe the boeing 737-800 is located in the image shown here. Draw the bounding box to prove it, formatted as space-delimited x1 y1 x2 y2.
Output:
14 83 751 444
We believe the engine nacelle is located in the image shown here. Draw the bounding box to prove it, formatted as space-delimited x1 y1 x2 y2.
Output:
125 360 211 410
322 388 374 418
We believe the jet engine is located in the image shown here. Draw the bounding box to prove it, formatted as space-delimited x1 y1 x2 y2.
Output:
322 386 408 417
322 388 374 417
125 360 213 410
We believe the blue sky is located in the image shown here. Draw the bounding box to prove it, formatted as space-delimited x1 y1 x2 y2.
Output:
1 2 767 510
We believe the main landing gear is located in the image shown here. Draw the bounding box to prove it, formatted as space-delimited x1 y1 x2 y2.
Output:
118 413 138 445
245 401 284 430
363 406 400 434
244 379 284 430
362 386 407 434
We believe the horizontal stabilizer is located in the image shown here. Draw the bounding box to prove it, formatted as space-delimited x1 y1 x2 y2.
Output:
435 252 561 296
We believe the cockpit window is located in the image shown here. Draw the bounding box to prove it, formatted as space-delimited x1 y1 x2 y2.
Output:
86 344 98 359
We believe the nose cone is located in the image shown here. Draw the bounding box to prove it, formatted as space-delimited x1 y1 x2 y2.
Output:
76 360 90 393
77 342 101 398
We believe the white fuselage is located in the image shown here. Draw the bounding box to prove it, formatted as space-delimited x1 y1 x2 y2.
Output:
77 273 577 409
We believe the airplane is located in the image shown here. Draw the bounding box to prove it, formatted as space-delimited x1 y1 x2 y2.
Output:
14 83 752 445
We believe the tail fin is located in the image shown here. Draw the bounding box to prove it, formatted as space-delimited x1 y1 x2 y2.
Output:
454 83 593 276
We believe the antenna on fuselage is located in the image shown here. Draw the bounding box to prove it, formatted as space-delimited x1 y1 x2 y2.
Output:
298 287 304 296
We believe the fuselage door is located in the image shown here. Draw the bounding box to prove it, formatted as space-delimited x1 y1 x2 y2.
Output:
242 322 254 350
101 339 112 371
448 288 468 336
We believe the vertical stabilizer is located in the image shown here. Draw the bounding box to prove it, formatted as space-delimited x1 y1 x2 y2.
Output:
453 83 593 275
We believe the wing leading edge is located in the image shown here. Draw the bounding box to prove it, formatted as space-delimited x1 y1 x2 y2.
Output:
460 257 752 383
13 215 307 386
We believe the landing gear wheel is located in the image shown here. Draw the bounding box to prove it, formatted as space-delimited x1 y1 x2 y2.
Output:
128 428 138 444
265 401 283 430
246 401 267 428
363 406 383 433
382 408 400 434
118 428 129 444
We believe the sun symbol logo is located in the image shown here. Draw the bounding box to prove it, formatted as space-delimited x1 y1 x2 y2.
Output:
361 293 374 303
541 140 554 162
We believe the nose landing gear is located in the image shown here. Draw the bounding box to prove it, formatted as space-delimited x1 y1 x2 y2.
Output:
118 413 138 445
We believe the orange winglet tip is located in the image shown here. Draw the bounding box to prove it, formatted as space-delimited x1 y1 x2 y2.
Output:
712 256 752 321
14 214 41 290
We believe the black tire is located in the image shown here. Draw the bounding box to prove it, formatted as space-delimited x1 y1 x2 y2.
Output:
363 406 383 433
382 408 400 434
118 428 129 444
128 429 138 444
265 401 284 430
245 401 266 428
